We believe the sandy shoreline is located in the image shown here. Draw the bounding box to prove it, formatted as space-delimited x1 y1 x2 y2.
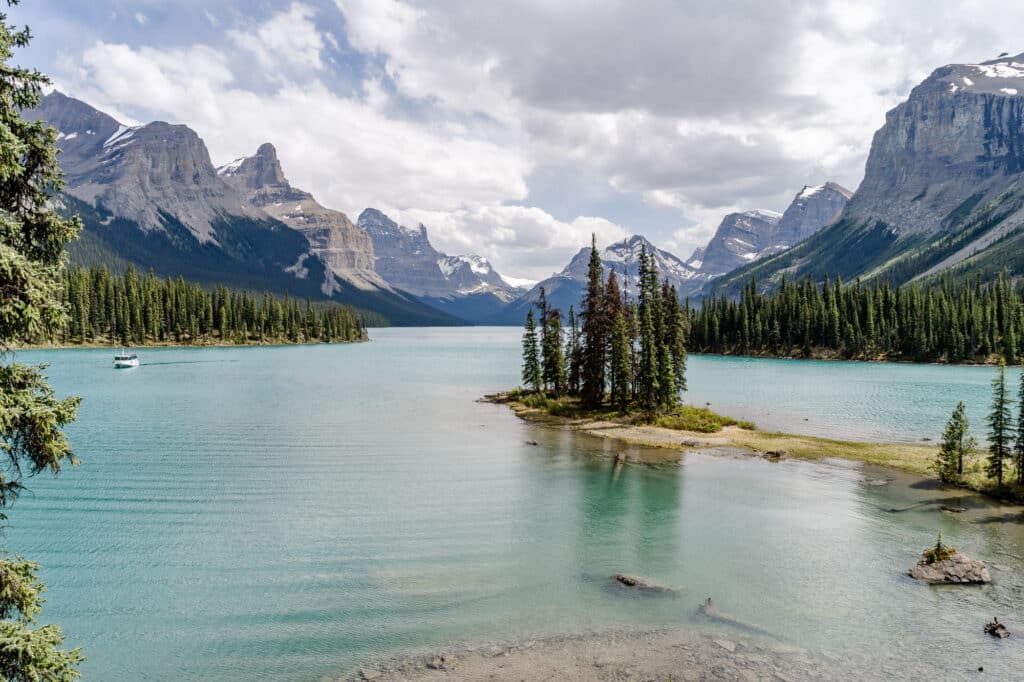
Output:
336 617 991 681
339 625 851 681
484 392 942 475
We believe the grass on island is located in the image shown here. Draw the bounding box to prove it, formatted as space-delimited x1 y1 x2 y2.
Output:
504 389 753 433
489 389 1024 505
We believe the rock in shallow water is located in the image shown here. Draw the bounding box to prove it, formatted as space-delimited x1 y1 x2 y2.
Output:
908 552 991 584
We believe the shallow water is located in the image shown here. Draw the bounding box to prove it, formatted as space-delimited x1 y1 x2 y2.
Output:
8 327 1024 680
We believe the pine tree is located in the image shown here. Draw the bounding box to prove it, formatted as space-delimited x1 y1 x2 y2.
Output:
934 402 975 483
580 235 607 407
987 360 1014 486
521 309 541 393
0 7 84 675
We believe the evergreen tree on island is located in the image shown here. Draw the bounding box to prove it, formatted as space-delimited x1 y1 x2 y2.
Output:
637 246 661 413
934 402 975 483
521 308 541 393
566 305 582 395
0 4 84 676
987 361 1014 487
542 307 566 395
604 271 629 412
579 235 606 407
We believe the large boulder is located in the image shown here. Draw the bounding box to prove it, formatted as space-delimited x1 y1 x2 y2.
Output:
909 551 991 584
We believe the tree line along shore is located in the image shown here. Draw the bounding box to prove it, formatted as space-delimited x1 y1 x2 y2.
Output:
21 265 370 347
510 237 1024 504
690 272 1024 365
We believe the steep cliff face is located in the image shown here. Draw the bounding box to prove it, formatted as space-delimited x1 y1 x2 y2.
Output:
706 52 1024 296
218 144 385 290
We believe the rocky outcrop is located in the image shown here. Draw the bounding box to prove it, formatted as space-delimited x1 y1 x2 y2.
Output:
908 551 991 584
219 143 385 290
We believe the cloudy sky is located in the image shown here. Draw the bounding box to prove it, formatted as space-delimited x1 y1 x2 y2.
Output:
13 1 1024 280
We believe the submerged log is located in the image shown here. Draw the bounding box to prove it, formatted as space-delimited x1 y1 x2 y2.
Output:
611 573 679 594
697 597 772 636
985 618 1010 638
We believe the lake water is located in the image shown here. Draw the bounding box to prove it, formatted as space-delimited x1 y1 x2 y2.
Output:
7 327 1024 680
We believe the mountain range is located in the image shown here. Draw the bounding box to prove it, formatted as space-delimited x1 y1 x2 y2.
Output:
29 51 1024 325
28 92 503 325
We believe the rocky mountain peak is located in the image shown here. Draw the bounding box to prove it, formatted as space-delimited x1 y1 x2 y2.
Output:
698 210 782 276
219 142 287 190
220 144 383 291
774 182 852 246
927 52 1024 97
30 93 262 244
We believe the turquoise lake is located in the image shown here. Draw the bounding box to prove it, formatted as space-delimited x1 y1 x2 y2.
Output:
8 327 1024 679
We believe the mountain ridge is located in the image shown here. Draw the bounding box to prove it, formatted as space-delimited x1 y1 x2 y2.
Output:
29 91 459 326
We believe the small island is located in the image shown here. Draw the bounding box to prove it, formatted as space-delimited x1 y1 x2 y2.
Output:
492 238 1024 506
908 535 991 585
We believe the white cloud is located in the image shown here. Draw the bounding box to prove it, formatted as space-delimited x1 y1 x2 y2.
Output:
397 205 630 280
227 2 327 73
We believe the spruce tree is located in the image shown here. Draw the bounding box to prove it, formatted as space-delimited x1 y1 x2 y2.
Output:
637 247 660 414
0 6 84 676
605 309 628 412
580 235 606 407
665 286 687 395
521 309 541 393
987 360 1014 486
566 305 581 396
542 308 566 395
934 402 974 483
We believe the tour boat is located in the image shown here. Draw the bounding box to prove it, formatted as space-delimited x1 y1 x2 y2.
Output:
113 350 139 368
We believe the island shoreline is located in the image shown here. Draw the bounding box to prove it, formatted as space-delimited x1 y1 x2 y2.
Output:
483 391 1024 505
